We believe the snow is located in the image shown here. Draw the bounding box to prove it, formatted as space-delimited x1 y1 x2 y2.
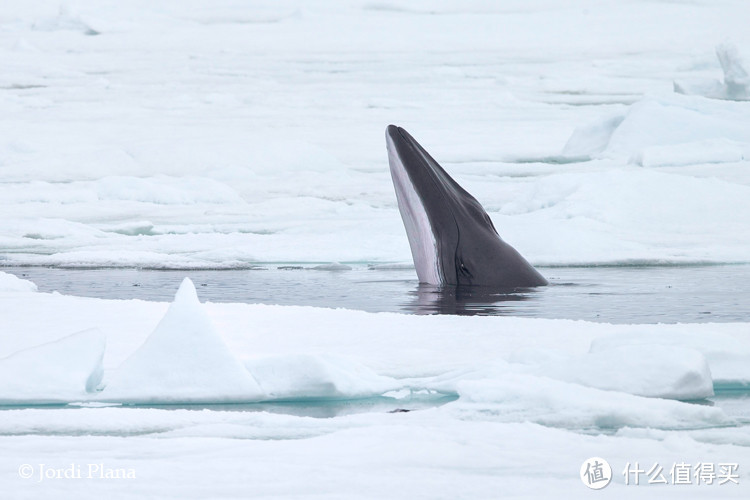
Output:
563 94 750 164
519 345 715 400
100 279 264 403
0 1 749 269
591 331 750 391
3 283 748 407
246 354 398 401
1 0 750 497
450 375 727 430
310 262 353 271
1 280 750 496
674 43 750 101
2 283 749 406
3 278 719 405
0 329 104 404
0 271 37 293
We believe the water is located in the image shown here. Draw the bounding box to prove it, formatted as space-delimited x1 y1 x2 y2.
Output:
4 263 750 323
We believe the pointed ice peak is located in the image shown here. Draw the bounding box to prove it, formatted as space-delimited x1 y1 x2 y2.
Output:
717 42 749 99
673 43 749 101
99 277 264 403
173 277 199 305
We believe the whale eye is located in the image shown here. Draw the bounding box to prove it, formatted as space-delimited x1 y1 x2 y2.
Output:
455 254 473 280
458 261 472 277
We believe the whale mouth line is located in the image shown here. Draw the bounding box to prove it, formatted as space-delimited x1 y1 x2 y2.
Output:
387 131 443 285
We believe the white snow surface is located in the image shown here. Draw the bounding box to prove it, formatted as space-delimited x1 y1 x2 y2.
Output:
0 0 749 269
0 271 37 293
2 0 750 498
246 354 399 401
1 280 750 497
1 284 750 497
7 279 717 405
674 43 750 101
0 329 104 404
513 344 715 400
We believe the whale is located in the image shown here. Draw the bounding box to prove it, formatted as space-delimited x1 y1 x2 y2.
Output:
386 125 548 288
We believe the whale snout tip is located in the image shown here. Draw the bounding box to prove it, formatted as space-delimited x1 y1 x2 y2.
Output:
386 125 412 147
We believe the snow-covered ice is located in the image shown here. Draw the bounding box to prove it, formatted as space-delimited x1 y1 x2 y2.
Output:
95 278 399 403
3 278 723 406
674 43 750 101
2 0 750 497
0 271 37 293
100 278 264 403
0 329 104 404
0 1 749 269
516 344 715 400
246 354 398 401
2 280 750 497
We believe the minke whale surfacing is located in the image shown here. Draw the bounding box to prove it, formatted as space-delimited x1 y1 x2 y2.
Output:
386 125 547 288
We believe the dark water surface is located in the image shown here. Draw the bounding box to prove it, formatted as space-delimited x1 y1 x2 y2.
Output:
4 264 750 323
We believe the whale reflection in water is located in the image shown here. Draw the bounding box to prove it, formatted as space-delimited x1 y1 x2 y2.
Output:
405 284 540 316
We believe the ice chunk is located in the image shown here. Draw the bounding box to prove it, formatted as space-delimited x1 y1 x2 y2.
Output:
535 345 714 400
31 6 100 36
311 262 353 271
562 113 624 158
0 329 105 404
672 79 725 100
0 271 37 293
246 354 399 400
367 263 414 271
591 331 750 391
101 278 263 403
717 43 750 100
674 43 750 101
605 97 750 159
449 373 730 431
562 94 750 164
105 221 156 236
632 138 747 167
409 344 713 401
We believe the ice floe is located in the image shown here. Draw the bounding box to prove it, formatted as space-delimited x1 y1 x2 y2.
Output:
592 331 750 391
0 271 37 293
246 354 398 400
514 345 714 400
563 94 750 165
1 279 743 409
449 374 729 430
0 329 104 404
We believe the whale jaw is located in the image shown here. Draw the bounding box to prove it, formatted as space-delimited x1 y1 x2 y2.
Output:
386 129 443 284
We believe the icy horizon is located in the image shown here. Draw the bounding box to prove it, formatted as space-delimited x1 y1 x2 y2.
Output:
1 0 749 269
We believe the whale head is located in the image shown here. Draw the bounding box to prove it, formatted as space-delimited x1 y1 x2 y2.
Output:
386 125 547 288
